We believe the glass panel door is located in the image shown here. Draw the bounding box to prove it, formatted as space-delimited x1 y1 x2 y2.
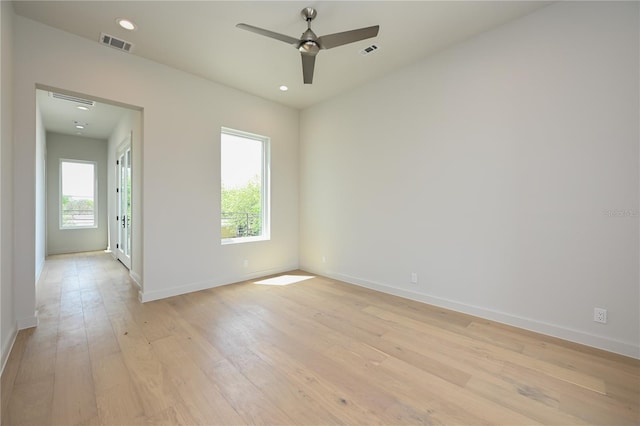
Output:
117 140 132 269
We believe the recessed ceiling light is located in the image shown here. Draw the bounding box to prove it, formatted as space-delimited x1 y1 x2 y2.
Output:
279 85 288 92
75 125 85 129
117 18 137 31
76 106 89 111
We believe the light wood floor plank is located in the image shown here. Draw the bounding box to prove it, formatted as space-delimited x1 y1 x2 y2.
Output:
365 304 608 394
1 252 638 425
1 329 29 425
108 309 181 417
256 342 396 424
5 377 54 425
95 381 145 425
50 347 98 425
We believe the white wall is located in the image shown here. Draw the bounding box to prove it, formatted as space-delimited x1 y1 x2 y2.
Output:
300 2 639 358
46 133 109 255
13 15 299 321
0 0 16 371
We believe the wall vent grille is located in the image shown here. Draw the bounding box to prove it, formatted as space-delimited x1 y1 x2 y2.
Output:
49 92 96 106
100 33 134 53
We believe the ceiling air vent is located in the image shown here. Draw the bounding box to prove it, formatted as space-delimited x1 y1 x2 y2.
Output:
100 33 134 53
49 92 96 107
359 44 379 56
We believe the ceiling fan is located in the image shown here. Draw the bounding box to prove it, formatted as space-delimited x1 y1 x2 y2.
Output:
236 7 379 84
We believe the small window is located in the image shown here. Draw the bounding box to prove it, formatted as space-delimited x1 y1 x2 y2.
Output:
221 127 270 244
60 160 97 229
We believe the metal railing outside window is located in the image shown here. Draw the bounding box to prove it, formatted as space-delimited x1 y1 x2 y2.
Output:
221 212 261 238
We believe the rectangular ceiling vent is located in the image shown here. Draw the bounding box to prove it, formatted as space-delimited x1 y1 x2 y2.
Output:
359 44 379 56
100 33 134 53
49 92 96 106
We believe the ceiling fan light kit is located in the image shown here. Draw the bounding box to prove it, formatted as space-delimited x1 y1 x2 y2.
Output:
237 7 379 84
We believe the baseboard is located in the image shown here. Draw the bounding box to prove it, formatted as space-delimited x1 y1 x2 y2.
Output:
16 311 38 330
129 270 143 303
1 325 18 376
312 269 640 360
130 270 142 289
139 264 299 303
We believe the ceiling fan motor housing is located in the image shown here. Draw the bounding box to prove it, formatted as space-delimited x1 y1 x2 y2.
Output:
299 40 319 55
299 27 320 55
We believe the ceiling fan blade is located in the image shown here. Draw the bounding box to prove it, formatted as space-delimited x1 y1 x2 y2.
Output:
317 25 379 50
236 23 299 46
301 54 316 84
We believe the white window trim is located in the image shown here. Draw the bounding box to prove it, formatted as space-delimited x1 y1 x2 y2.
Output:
220 127 270 245
59 158 98 230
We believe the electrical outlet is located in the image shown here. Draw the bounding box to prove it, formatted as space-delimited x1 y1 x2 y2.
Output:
593 307 607 324
243 259 249 268
322 255 326 263
410 272 418 284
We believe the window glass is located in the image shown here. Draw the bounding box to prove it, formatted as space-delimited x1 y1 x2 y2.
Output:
60 160 97 229
221 128 270 243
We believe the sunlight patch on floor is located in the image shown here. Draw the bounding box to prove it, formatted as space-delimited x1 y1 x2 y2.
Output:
254 275 315 286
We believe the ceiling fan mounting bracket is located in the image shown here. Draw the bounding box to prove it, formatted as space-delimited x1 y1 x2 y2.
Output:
301 7 317 23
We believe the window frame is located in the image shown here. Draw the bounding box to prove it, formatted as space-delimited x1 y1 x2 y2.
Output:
220 127 271 245
59 158 98 230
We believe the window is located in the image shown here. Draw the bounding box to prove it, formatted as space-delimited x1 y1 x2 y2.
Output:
221 127 270 244
60 160 97 229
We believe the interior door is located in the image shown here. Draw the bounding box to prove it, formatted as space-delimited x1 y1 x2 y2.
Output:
116 136 132 269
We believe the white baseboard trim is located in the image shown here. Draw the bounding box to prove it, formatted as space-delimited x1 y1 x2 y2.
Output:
16 311 38 330
1 325 18 376
139 264 299 303
312 269 639 360
129 271 143 303
130 270 142 289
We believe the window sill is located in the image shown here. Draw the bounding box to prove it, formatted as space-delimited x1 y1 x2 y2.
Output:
221 235 270 245
60 226 98 230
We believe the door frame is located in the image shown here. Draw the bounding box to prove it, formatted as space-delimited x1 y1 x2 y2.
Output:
115 134 132 269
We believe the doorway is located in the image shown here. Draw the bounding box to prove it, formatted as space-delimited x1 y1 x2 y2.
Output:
36 86 141 272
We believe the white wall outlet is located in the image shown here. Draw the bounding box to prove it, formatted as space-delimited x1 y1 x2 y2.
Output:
593 307 607 324
243 259 249 268
322 255 326 263
410 272 418 284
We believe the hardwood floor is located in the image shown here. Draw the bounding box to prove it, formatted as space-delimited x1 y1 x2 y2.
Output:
2 252 638 425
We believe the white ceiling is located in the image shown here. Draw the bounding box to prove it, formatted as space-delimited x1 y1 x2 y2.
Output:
14 1 550 112
36 89 132 139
